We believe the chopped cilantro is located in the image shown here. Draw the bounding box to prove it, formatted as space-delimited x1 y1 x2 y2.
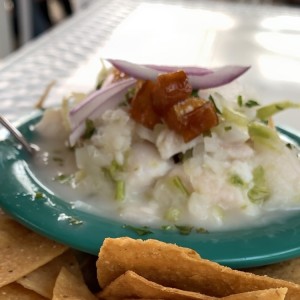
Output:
172 176 190 196
196 227 209 234
191 90 199 97
125 87 136 102
52 156 64 166
53 174 72 184
82 119 96 139
172 149 193 164
122 225 153 236
161 225 173 231
164 207 180 222
115 180 125 201
248 166 270 204
203 130 212 137
209 95 221 114
237 95 243 107
224 126 232 132
103 160 123 181
245 99 259 108
229 173 246 188
102 161 125 201
34 192 44 200
68 217 83 225
175 225 193 235
109 160 123 177
52 157 63 162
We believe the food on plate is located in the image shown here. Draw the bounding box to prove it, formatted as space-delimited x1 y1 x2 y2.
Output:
34 58 300 231
96 237 300 300
0 214 299 299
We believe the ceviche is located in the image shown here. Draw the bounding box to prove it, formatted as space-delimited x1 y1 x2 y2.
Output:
34 59 300 231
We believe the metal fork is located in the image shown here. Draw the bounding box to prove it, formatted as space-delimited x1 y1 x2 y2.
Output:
0 115 38 155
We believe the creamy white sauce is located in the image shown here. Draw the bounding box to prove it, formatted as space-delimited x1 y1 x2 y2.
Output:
29 100 300 232
29 129 300 232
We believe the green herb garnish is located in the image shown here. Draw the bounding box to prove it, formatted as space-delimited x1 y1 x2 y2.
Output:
122 225 153 236
125 87 136 102
229 173 246 188
237 95 243 107
175 225 193 235
68 217 83 225
209 95 221 114
247 166 270 204
164 207 180 222
34 192 44 200
53 174 73 184
245 99 260 108
109 160 123 178
195 227 209 234
224 126 232 132
82 119 96 139
52 156 64 166
115 180 125 201
172 176 190 196
161 225 173 231
191 90 199 98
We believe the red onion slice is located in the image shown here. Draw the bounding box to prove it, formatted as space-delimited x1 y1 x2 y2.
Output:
69 77 135 146
69 81 135 146
143 64 213 76
107 59 159 81
188 65 251 89
69 77 136 129
69 59 250 145
107 58 250 89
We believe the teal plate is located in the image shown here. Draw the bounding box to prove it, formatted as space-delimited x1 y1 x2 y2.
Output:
1 111 300 269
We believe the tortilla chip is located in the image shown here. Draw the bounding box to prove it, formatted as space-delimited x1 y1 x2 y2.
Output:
97 237 300 300
99 271 287 300
221 288 287 299
17 250 82 299
0 215 68 288
97 237 200 288
0 282 47 299
99 270 216 300
52 267 97 300
246 258 300 285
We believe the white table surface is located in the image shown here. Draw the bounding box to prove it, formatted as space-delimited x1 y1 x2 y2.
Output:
0 0 300 132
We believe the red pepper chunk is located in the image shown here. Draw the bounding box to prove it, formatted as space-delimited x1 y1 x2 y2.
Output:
164 98 219 142
130 80 161 129
152 70 192 116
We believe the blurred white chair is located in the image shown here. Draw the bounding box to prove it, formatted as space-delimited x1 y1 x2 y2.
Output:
0 0 97 60
0 0 33 59
0 0 13 59
16 0 33 45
